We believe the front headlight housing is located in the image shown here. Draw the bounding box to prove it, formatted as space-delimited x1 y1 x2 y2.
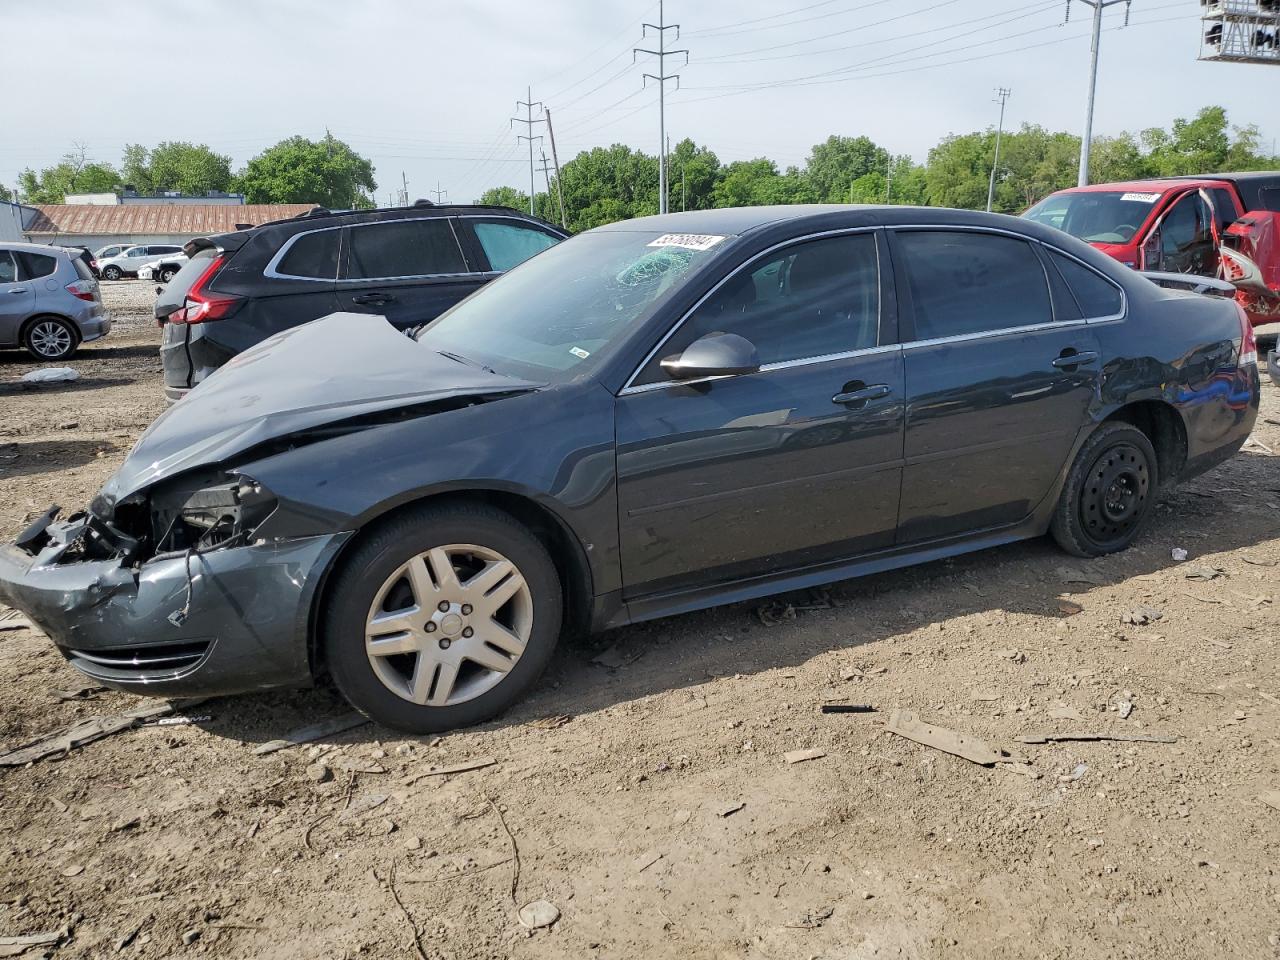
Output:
150 474 277 555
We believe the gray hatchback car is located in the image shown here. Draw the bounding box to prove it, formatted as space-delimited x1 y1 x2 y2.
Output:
0 242 112 360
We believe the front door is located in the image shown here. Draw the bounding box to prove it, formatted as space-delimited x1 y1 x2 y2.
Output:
616 230 905 598
337 217 486 329
890 229 1101 543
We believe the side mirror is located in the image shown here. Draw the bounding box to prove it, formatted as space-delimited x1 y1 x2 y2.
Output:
661 332 760 380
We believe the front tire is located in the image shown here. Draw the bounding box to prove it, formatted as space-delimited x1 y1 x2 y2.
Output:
159 267 178 283
1051 422 1158 558
322 502 562 733
102 265 122 281
23 317 78 361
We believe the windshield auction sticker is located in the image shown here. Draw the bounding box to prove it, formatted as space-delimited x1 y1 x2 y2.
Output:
1119 192 1161 203
647 234 727 251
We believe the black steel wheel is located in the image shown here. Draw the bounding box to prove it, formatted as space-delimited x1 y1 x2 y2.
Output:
1051 422 1158 558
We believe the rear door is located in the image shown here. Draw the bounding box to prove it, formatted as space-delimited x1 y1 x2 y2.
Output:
336 216 485 329
890 228 1103 543
0 250 34 346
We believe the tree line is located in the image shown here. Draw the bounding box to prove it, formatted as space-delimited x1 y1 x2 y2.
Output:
482 105 1277 232
9 134 376 209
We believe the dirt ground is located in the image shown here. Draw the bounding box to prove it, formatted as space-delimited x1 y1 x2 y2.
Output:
1 281 1278 960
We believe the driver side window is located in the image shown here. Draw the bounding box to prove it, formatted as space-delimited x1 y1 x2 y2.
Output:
636 232 880 383
1155 194 1215 274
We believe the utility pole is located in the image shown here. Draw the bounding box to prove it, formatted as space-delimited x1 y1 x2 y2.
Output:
635 0 687 215
537 151 556 219
400 171 409 206
544 109 568 229
986 87 1012 213
512 87 545 216
429 181 448 205
1069 0 1132 187
885 156 893 203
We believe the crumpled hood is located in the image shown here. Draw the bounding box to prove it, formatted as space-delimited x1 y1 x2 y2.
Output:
100 312 536 504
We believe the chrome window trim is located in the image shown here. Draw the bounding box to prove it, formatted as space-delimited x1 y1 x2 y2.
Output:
901 318 1089 352
263 214 567 283
619 343 901 397
620 225 884 394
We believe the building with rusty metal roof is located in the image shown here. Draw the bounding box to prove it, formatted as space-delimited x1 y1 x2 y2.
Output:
22 203 317 249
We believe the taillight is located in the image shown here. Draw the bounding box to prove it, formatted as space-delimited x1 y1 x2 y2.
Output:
1236 301 1257 367
65 279 96 302
168 255 241 325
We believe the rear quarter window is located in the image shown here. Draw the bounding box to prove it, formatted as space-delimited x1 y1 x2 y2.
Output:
473 221 561 272
1048 250 1123 318
275 229 340 279
72 257 95 282
16 252 57 280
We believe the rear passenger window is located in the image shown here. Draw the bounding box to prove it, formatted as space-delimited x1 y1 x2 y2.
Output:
896 231 1051 340
16 252 57 280
277 230 340 279
1048 250 1123 318
346 219 466 279
473 221 560 272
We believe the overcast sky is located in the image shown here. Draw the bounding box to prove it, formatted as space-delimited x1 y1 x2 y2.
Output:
3 0 1276 204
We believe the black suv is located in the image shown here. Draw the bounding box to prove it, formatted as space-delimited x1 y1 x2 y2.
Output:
156 201 567 400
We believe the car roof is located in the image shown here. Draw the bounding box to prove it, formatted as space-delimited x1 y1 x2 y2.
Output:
253 202 564 233
0 240 76 256
591 204 1046 236
1173 170 1280 183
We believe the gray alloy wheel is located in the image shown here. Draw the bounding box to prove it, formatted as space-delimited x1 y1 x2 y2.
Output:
25 318 76 360
160 267 178 283
102 265 122 281
364 543 533 706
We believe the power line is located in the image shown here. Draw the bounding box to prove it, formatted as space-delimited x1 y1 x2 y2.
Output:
688 0 885 39
634 0 687 214
684 0 847 37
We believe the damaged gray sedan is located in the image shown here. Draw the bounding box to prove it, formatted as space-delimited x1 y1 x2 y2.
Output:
0 205 1259 733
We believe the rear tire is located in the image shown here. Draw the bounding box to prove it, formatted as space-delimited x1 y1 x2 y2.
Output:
159 267 178 283
102 265 122 281
322 502 562 733
23 317 78 361
1051 422 1158 558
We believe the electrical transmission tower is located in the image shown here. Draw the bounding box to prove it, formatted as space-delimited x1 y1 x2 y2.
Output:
986 87 1012 213
1067 0 1132 187
635 0 687 215
429 181 448 205
511 87 545 216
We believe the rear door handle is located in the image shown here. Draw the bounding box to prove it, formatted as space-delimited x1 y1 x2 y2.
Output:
832 384 891 405
8 288 28 294
1052 350 1099 368
351 292 396 305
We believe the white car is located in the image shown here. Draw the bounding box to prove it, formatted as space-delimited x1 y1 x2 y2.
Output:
97 244 185 281
138 253 189 283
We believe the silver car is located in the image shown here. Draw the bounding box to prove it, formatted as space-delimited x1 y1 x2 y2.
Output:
0 242 112 360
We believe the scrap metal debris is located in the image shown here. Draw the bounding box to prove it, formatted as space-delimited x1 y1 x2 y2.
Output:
886 709 1029 769
1015 732 1177 745
402 758 497 785
590 643 644 669
757 587 835 625
1184 565 1227 581
1259 791 1280 813
783 748 826 765
253 712 369 755
1171 547 1189 562
820 703 876 714
1122 605 1163 625
0 929 67 956
717 801 745 818
0 700 203 767
1057 599 1084 617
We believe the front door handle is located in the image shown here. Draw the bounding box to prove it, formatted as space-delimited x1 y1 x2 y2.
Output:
7 288 28 294
1052 349 1099 369
351 292 396 305
832 383 891 405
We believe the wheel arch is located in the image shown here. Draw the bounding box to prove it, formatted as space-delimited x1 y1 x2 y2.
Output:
1099 399 1188 488
306 488 595 676
20 313 82 350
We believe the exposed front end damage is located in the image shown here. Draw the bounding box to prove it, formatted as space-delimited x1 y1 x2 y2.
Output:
0 473 349 696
